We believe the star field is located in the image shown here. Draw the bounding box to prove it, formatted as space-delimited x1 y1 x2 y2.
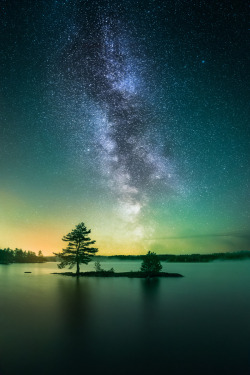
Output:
0 0 249 254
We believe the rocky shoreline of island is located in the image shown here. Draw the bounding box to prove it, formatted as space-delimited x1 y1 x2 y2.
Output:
51 271 183 278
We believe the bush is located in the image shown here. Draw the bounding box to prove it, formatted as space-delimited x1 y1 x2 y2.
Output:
140 251 162 273
94 261 102 272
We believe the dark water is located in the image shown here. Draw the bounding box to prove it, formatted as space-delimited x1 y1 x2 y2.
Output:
0 261 249 375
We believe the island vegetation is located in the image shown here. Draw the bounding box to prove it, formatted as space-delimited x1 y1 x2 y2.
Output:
52 249 183 278
140 251 162 273
50 224 183 278
54 222 98 275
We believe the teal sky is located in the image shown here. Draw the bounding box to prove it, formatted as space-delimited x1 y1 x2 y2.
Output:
0 0 249 255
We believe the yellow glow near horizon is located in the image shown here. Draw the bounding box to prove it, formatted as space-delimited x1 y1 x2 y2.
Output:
1 188 248 256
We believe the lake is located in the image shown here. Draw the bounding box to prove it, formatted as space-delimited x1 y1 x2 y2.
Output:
0 260 249 375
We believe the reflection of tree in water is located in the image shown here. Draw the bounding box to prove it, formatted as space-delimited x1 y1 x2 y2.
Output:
57 278 95 372
140 278 161 333
137 278 164 371
141 278 160 306
58 277 92 333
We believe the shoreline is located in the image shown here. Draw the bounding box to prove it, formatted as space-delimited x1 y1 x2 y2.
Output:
51 271 184 278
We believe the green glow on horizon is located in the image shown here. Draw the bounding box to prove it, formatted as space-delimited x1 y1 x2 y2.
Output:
0 1 249 255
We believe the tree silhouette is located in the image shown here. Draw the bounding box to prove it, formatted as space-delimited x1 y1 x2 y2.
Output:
38 250 45 263
140 251 162 273
54 222 98 275
94 260 102 272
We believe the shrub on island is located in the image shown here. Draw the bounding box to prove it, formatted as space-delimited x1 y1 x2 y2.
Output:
140 251 163 274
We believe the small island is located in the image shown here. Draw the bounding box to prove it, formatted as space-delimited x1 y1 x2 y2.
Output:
52 271 183 278
53 224 183 278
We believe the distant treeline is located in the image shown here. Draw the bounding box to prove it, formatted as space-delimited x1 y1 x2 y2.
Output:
101 252 250 262
49 251 250 263
1 250 250 265
104 252 250 262
161 251 250 262
0 248 45 264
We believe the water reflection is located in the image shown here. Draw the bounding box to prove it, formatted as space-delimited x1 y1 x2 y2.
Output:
141 277 160 297
55 277 97 373
0 262 250 375
140 277 160 318
58 277 91 335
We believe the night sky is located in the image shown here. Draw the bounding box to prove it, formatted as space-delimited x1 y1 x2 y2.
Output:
0 0 249 255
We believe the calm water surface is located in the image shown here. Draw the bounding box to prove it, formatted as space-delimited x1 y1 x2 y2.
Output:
0 261 249 375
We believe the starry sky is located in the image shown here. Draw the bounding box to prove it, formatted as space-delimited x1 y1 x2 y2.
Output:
0 0 249 255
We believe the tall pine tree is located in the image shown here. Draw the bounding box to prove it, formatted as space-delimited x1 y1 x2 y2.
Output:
54 222 98 274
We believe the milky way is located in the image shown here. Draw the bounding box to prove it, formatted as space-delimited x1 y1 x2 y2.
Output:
54 13 178 238
1 0 249 253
